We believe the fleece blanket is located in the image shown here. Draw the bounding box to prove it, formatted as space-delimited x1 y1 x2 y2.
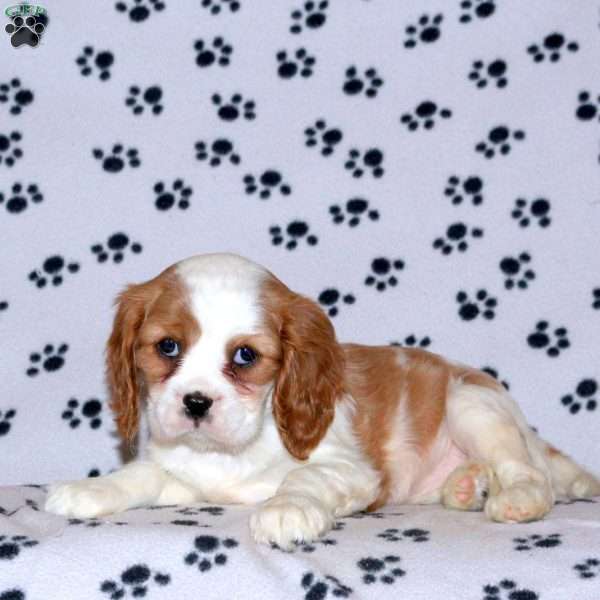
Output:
1 0 599 598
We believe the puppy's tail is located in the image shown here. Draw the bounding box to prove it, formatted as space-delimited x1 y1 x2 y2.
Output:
541 442 600 499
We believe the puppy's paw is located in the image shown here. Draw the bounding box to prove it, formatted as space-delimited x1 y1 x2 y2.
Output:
442 462 498 511
45 479 128 518
249 494 333 549
485 483 551 523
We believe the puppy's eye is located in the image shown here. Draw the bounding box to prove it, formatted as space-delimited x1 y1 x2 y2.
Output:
157 338 180 358
232 346 257 367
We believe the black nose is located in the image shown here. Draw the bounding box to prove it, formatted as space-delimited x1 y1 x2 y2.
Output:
182 392 213 419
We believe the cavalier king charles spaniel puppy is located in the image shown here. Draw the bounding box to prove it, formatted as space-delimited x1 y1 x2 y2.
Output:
45 253 600 547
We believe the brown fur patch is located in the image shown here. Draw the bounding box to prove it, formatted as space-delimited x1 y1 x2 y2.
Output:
106 266 199 440
343 344 402 509
261 275 345 461
224 333 282 394
453 365 504 392
345 346 453 509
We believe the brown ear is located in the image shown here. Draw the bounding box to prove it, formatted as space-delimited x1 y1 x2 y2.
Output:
271 293 345 461
106 282 157 441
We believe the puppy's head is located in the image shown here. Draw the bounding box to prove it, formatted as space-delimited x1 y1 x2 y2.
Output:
106 253 344 459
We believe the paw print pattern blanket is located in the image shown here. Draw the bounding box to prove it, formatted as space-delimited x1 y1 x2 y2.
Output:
1 1 599 598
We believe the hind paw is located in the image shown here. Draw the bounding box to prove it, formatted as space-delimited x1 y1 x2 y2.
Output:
442 463 498 511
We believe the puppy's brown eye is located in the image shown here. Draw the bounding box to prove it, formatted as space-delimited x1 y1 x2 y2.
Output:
233 346 257 367
157 338 180 358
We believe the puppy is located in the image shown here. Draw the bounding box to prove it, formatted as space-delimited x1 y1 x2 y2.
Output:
45 253 600 547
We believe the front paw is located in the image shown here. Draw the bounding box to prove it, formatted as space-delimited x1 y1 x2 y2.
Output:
249 494 333 549
45 479 128 518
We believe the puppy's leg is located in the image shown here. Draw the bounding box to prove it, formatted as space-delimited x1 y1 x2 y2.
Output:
45 461 196 518
447 382 554 523
250 461 379 549
442 462 500 511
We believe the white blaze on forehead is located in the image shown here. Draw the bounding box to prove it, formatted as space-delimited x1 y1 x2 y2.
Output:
174 254 269 379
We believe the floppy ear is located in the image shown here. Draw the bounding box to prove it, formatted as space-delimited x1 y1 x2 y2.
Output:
272 293 345 461
106 282 156 441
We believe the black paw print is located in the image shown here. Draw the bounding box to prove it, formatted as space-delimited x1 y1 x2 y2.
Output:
301 573 352 599
318 288 355 317
176 505 224 517
390 334 432 348
482 580 539 600
527 321 570 357
0 300 7 314
378 528 430 543
277 48 315 79
0 535 38 560
0 131 23 167
358 555 406 585
344 148 384 178
304 119 343 156
101 564 171 599
195 138 241 167
125 85 163 115
76 47 115 81
28 255 80 288
345 510 403 520
62 398 103 430
93 145 140 173
400 101 451 131
575 91 600 122
69 517 104 528
330 198 379 227
272 536 337 553
456 289 497 321
290 1 328 34
0 182 43 214
561 379 598 415
196 138 240 166
115 0 165 22
469 59 508 89
592 288 600 310
476 126 525 158
365 257 405 292
0 78 34 115
184 535 238 572
270 221 318 250
153 179 192 210
513 533 561 551
459 0 495 24
4 14 45 48
499 252 535 290
404 13 443 48
527 33 579 63
194 37 233 67
343 66 383 98
91 233 143 264
574 558 600 579
511 197 551 228
26 344 68 377
212 93 255 121
481 366 510 390
244 170 291 199
0 409 16 436
444 175 484 206
201 0 240 15
433 222 483 254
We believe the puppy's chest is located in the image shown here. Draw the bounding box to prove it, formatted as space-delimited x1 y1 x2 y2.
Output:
151 444 293 505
